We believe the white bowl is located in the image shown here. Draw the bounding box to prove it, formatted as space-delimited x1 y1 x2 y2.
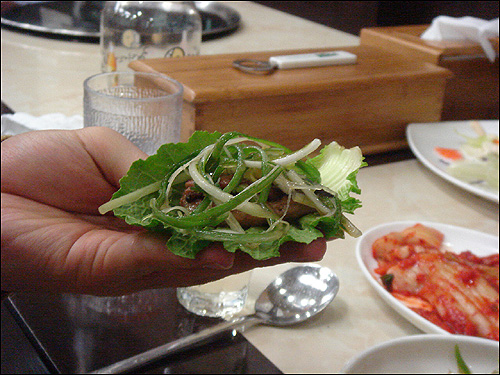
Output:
342 334 499 374
355 220 498 336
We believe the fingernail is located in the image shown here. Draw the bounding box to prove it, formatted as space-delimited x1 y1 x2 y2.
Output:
203 262 232 270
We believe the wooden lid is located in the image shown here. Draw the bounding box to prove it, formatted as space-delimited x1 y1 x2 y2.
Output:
129 45 450 103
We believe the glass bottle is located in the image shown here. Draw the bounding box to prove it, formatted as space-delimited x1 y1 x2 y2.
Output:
100 1 202 72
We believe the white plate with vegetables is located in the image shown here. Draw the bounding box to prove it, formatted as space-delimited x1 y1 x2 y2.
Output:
406 120 499 203
341 334 499 373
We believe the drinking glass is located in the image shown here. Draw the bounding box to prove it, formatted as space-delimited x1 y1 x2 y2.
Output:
177 271 253 318
82 71 183 315
83 71 183 155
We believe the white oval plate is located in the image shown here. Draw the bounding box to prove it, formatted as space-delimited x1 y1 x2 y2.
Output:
341 334 499 373
406 120 499 203
356 220 499 336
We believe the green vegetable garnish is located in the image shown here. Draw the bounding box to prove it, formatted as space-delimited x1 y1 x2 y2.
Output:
455 344 471 374
381 273 394 292
99 131 365 260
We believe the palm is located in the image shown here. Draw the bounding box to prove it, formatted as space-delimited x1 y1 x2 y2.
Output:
1 128 326 296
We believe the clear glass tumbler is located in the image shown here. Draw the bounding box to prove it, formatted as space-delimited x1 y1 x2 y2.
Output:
177 271 253 318
83 71 183 155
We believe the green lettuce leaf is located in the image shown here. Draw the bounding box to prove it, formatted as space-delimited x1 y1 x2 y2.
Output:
307 141 366 214
111 131 222 228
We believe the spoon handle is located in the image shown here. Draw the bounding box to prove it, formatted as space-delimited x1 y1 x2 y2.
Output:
91 314 262 374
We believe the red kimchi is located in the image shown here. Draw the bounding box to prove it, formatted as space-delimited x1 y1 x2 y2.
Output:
372 223 499 341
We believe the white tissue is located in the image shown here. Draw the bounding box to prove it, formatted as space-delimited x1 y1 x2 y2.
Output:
1 112 83 136
421 16 499 62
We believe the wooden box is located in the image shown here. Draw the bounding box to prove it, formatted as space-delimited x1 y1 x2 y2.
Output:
130 45 450 154
360 25 499 121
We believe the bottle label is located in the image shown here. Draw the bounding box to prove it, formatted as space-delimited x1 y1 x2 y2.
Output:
121 29 141 49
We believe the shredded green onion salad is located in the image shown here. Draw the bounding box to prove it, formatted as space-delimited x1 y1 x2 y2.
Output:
99 131 365 260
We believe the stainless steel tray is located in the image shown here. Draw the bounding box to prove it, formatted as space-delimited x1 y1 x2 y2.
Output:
1 1 240 42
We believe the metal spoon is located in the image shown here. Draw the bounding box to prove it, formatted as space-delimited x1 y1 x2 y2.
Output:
93 264 339 374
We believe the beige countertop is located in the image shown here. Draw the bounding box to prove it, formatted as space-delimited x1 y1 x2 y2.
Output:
243 158 498 373
1 2 498 373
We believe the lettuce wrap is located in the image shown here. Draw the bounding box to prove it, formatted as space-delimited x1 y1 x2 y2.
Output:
99 131 366 260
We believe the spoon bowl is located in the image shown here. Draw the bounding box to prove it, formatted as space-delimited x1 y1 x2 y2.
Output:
254 264 339 326
93 264 339 374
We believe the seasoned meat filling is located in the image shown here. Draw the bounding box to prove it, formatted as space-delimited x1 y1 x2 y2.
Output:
179 175 316 227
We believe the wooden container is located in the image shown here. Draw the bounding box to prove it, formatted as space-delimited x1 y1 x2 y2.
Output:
360 25 499 121
130 45 450 154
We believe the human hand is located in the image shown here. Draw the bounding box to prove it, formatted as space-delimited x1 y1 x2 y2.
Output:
1 128 326 296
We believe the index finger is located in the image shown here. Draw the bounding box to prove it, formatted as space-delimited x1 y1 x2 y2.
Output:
76 127 148 188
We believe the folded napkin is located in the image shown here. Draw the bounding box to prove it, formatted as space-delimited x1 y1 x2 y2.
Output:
1 112 83 137
421 16 499 62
